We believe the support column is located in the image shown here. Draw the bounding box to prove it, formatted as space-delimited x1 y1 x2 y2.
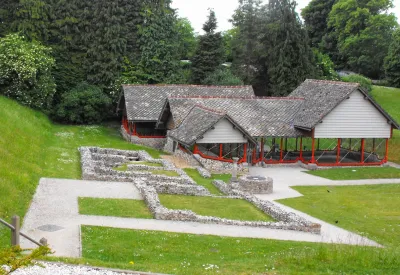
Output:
311 137 316 163
336 138 341 164
133 123 137 136
361 138 365 163
260 138 264 161
384 138 389 162
299 137 303 160
243 143 247 163
372 138 376 153
193 144 198 154
219 144 223 159
280 138 284 162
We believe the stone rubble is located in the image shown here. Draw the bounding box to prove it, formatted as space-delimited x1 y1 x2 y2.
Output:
79 147 321 234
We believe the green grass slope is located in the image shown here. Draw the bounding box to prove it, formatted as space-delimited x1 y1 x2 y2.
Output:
0 96 161 247
371 86 400 163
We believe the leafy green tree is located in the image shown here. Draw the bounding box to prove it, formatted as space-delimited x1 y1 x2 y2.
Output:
222 28 238 63
191 9 225 84
313 49 339 80
202 67 244 86
301 0 337 48
230 0 263 84
263 0 318 96
55 82 112 124
384 28 400 87
176 18 197 60
327 0 398 78
0 33 56 111
136 2 181 83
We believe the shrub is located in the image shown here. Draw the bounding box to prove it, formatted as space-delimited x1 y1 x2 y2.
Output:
313 49 339 81
55 83 112 124
0 33 56 111
341 74 372 92
202 67 244 86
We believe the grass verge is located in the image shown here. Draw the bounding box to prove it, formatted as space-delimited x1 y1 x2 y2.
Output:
74 226 400 275
150 170 180 177
78 198 153 219
306 167 400 180
158 195 274 222
0 96 162 247
183 168 231 195
277 184 400 246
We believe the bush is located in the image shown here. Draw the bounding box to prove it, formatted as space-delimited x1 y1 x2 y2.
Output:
341 74 372 92
0 33 56 111
202 67 244 86
313 49 339 81
55 83 112 124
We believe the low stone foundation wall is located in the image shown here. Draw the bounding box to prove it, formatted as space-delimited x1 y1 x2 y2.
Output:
136 182 320 233
231 175 273 194
193 154 249 174
120 126 166 150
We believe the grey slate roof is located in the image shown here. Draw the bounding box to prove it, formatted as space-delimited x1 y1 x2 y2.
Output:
289 79 400 130
289 79 360 129
120 85 254 121
165 97 305 137
168 106 221 146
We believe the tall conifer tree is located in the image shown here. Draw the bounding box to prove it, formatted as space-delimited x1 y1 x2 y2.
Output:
191 9 225 84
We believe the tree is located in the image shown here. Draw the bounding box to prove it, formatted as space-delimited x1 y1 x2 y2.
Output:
136 2 181 84
191 9 225 84
327 0 398 78
385 28 400 87
230 0 264 84
263 0 318 96
202 67 244 86
313 49 339 80
55 82 112 124
0 33 56 111
175 18 197 60
301 0 337 48
222 29 238 63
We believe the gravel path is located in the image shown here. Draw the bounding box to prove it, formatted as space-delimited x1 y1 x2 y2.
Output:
20 175 386 258
11 262 165 275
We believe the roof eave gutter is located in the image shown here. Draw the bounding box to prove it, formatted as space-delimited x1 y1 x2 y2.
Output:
294 125 312 131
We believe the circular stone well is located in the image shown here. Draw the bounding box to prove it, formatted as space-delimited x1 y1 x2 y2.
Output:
231 175 273 194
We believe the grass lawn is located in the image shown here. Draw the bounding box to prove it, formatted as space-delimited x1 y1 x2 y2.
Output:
78 198 153 219
150 170 180 177
372 85 400 164
183 168 231 195
0 96 162 247
73 226 400 275
278 184 400 246
158 195 274 222
306 167 400 180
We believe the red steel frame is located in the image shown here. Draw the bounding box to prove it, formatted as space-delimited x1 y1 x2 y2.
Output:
193 143 248 164
122 117 166 139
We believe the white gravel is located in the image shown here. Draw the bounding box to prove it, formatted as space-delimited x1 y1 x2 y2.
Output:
11 262 135 275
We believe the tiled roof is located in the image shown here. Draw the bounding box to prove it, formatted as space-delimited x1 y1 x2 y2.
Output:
168 106 257 146
289 79 360 129
166 97 305 137
168 106 225 146
121 85 254 121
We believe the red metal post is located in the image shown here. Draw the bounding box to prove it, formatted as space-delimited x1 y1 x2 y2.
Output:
336 138 341 164
299 138 303 160
311 137 316 163
360 138 365 163
384 138 389 162
280 138 284 162
252 148 256 164
260 138 264 161
219 144 223 159
243 143 247 162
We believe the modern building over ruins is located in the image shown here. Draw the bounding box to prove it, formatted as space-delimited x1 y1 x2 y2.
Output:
117 79 399 169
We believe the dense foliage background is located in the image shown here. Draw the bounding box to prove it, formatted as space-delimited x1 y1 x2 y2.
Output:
0 0 398 123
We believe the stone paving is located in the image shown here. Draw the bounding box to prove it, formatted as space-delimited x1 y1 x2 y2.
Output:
20 171 394 258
